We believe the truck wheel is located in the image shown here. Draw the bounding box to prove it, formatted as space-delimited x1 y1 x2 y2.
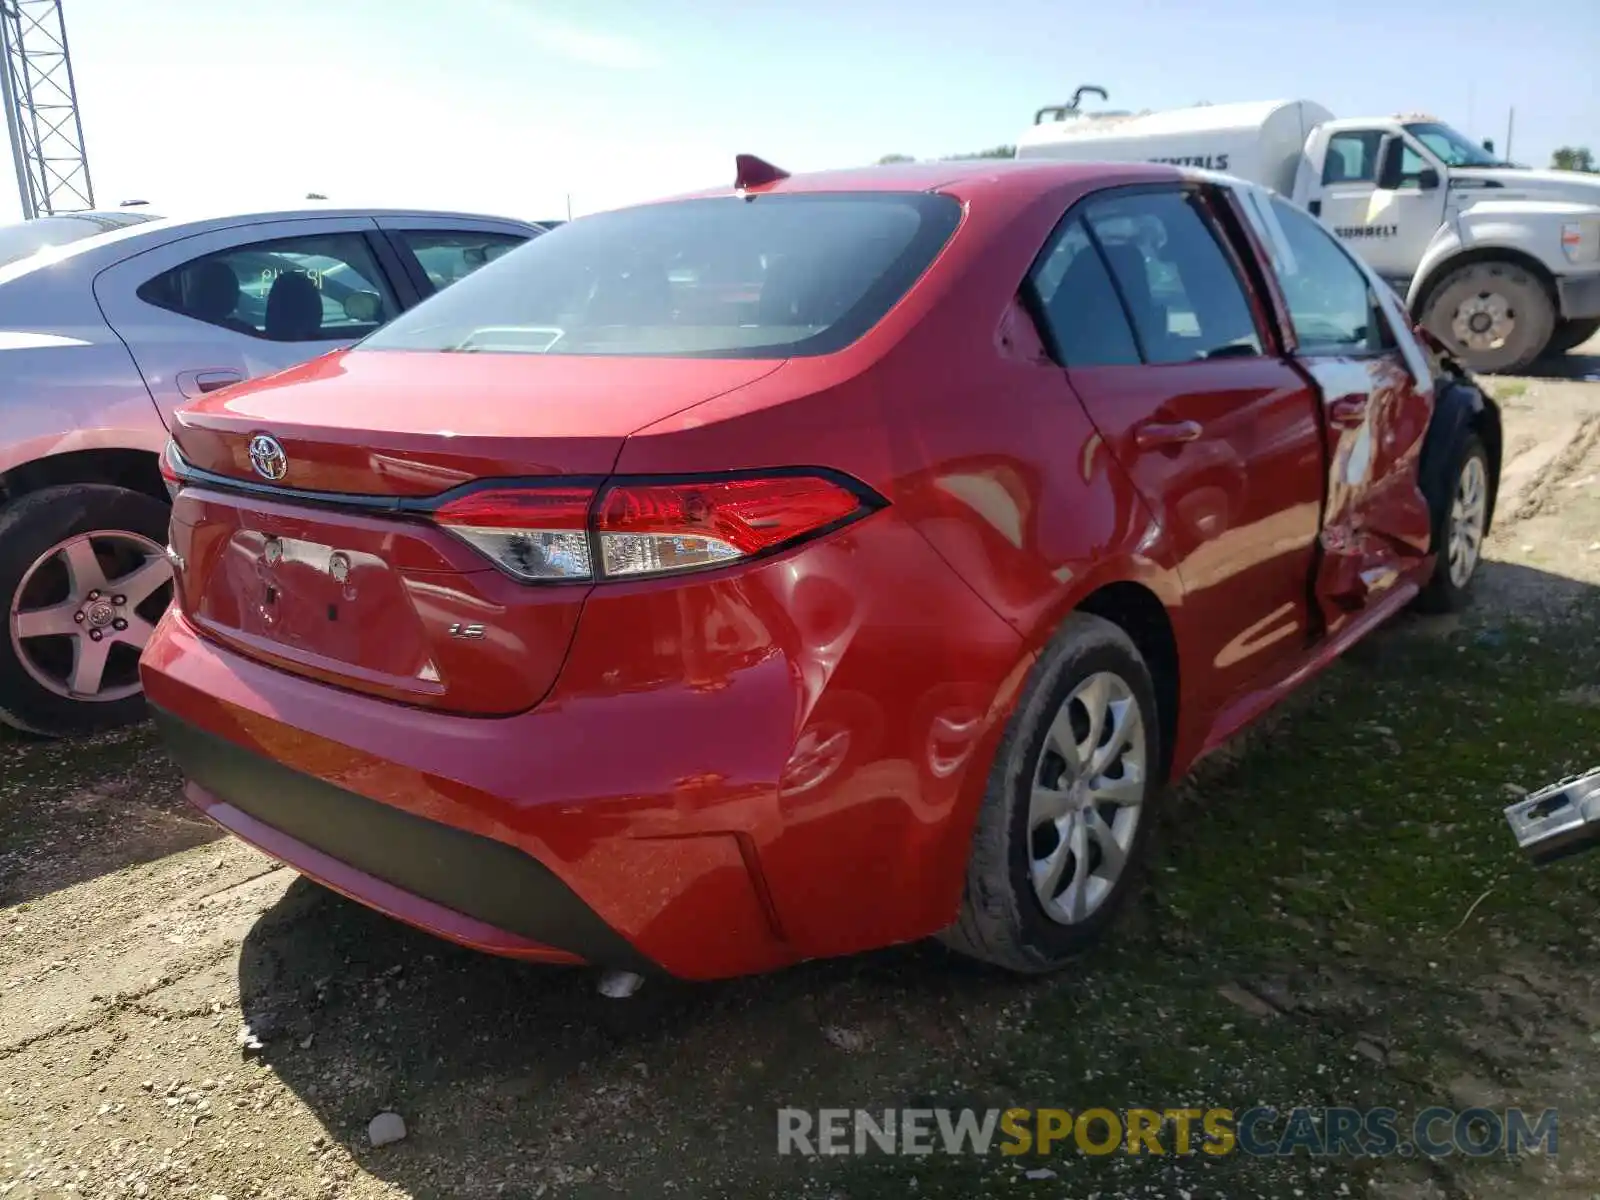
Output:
1544 317 1600 357
0 484 174 738
1414 434 1491 614
941 613 1162 974
1422 261 1556 374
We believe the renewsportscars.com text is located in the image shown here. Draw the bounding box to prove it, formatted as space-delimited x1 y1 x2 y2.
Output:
777 1106 1558 1159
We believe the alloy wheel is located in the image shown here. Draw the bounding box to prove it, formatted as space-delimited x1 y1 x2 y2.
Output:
1448 453 1488 588
8 530 173 702
1027 671 1147 925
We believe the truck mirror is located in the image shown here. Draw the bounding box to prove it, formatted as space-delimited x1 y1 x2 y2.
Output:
1417 167 1441 191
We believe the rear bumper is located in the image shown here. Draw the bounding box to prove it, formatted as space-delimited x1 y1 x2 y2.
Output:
141 608 801 980
152 707 645 970
140 513 1028 979
1557 271 1600 320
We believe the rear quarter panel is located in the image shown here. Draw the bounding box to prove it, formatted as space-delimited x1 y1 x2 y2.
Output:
0 267 164 478
620 167 1203 942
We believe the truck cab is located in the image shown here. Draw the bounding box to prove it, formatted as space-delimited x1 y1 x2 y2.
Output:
1293 115 1600 369
1018 94 1600 372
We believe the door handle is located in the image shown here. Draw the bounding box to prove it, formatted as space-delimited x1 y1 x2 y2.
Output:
1328 395 1369 429
1133 419 1202 450
176 368 244 399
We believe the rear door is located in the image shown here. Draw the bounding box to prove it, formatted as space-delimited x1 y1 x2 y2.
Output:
372 216 537 297
1031 183 1327 714
94 217 411 427
1237 190 1435 630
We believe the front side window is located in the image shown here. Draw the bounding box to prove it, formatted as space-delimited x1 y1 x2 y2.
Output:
1082 189 1263 364
1398 143 1430 185
397 230 529 292
137 233 399 342
1267 198 1385 352
359 193 962 359
1323 131 1383 185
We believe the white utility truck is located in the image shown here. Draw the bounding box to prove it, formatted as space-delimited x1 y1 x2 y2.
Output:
1016 90 1600 372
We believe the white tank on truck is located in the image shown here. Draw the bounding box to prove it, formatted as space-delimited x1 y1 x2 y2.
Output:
1016 91 1600 372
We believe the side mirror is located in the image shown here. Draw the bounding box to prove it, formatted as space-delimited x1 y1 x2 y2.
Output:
1417 167 1441 191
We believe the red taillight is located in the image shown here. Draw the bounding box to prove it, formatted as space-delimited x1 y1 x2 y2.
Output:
429 474 874 582
596 476 863 577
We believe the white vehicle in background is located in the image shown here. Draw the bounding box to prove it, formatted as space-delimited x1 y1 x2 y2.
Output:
1016 88 1600 372
0 206 545 737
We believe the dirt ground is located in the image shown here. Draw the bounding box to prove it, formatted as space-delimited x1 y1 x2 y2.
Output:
4 340 1600 1200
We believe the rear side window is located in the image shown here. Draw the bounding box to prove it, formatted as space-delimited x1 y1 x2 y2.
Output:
1081 190 1263 364
1027 218 1141 367
137 233 399 342
358 194 962 359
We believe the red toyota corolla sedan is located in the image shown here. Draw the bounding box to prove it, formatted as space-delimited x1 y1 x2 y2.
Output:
143 158 1499 980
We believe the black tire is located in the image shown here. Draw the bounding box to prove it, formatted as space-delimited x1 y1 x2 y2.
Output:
0 483 173 738
1414 434 1491 614
1544 317 1600 358
941 612 1163 974
1421 261 1556 374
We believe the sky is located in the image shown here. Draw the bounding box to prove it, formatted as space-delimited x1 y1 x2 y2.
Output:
3 0 1597 224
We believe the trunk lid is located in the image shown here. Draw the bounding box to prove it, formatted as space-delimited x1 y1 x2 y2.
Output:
172 348 784 494
167 348 784 713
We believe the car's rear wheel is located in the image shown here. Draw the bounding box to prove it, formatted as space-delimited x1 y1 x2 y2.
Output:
942 613 1162 974
0 484 174 737
1414 433 1491 614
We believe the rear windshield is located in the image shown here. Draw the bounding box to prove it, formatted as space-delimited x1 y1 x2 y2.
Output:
0 214 147 269
358 193 963 359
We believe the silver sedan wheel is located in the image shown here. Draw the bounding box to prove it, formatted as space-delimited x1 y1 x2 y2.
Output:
1448 453 1488 588
1028 671 1147 925
8 530 172 702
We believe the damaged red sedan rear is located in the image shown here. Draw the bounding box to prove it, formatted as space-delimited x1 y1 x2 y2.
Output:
143 158 1498 979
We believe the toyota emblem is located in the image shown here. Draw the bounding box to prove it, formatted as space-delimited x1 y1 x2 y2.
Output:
247 433 288 481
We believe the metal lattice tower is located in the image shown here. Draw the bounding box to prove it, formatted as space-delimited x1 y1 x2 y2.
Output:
0 0 94 219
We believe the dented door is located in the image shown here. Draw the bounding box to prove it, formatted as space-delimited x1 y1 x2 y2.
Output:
1298 354 1433 625
1230 186 1435 632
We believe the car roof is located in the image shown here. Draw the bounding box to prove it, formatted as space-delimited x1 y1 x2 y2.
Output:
661 158 1185 206
0 206 543 285
132 205 537 231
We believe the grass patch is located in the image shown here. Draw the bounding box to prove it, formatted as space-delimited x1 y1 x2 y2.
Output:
815 614 1600 1199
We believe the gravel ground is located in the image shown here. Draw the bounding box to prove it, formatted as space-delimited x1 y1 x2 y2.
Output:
3 340 1600 1200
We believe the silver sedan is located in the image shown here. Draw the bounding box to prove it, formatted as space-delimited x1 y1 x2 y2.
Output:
0 205 545 736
